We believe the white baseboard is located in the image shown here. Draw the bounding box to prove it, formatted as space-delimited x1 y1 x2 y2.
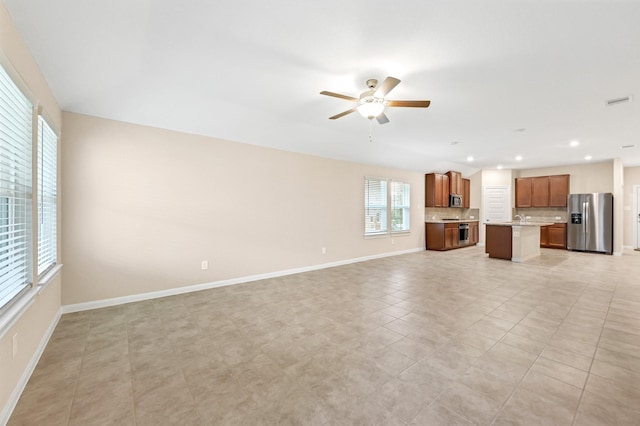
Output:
62 247 425 314
0 308 62 426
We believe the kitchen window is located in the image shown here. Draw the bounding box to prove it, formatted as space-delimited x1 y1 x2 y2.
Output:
364 177 410 237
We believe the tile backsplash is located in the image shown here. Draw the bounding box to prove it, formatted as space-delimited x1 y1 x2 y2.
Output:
512 207 568 223
425 207 480 221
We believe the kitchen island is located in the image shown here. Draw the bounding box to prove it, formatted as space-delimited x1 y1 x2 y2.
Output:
485 221 553 262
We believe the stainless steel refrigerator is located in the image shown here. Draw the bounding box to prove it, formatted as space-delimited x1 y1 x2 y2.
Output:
567 193 613 255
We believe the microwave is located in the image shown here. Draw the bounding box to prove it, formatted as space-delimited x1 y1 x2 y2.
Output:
449 194 463 207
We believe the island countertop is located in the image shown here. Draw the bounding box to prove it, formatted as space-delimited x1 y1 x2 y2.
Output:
425 219 480 224
485 221 554 227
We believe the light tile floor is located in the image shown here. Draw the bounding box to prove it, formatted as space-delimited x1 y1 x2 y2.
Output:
8 247 640 425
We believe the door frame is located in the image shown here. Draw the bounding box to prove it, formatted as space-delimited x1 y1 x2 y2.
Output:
634 185 640 249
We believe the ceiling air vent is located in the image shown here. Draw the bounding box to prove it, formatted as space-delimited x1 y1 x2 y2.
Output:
606 95 632 106
620 144 636 149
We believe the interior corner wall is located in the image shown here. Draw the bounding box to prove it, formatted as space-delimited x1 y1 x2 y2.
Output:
0 0 63 420
61 112 426 306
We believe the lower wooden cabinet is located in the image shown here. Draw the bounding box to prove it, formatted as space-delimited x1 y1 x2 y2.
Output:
426 222 478 251
540 223 567 249
469 222 479 245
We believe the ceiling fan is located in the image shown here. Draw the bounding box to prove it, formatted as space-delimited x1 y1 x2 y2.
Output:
320 76 430 124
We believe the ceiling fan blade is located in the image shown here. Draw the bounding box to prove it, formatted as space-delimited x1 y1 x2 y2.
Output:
329 107 357 120
387 100 431 108
374 77 401 98
320 91 358 102
376 113 390 124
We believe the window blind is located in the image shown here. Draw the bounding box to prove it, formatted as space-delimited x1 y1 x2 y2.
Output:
37 115 57 276
391 180 411 232
0 64 33 310
364 177 387 235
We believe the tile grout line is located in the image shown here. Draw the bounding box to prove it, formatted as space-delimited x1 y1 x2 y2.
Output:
569 279 616 426
485 270 596 425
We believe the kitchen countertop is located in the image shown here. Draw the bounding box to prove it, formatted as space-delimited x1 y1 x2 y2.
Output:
486 221 555 227
425 219 479 224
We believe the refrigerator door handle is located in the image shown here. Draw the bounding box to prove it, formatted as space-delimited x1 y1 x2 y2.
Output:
583 202 589 234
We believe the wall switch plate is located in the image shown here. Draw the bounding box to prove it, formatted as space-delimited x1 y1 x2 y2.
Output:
201 260 208 270
321 247 326 254
513 231 520 237
12 334 18 358
555 216 561 220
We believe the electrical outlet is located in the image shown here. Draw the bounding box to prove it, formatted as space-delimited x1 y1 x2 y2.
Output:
513 231 520 237
201 260 208 270
391 239 395 245
321 247 326 254
470 215 475 219
12 334 18 358
555 216 561 220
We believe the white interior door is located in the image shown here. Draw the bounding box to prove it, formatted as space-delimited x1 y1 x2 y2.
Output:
483 186 511 223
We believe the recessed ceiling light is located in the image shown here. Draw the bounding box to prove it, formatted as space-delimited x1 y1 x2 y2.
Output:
570 140 579 147
514 128 526 133
585 155 592 161
467 156 474 162
497 165 503 170
515 155 523 161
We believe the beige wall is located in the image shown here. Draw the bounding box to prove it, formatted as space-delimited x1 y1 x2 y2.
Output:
61 112 426 305
623 166 640 248
0 0 62 419
515 161 614 194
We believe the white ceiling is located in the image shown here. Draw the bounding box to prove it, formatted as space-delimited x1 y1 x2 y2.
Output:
5 0 640 175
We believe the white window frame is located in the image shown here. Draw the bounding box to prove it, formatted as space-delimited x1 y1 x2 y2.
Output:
0 63 34 313
364 177 411 237
37 114 58 277
391 180 411 233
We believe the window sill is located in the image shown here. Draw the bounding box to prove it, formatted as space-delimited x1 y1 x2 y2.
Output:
365 231 411 240
0 264 63 339
37 264 63 294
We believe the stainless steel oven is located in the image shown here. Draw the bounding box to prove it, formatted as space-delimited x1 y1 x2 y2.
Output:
458 223 469 245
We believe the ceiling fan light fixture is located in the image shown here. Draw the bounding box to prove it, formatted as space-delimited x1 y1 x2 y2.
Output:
357 97 385 119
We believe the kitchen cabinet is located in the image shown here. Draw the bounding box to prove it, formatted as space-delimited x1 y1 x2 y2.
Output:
462 178 470 208
445 224 458 249
426 221 478 250
446 171 462 195
516 174 570 208
425 173 450 207
549 174 570 207
532 177 549 207
485 225 513 260
469 221 479 245
540 223 566 249
515 178 532 207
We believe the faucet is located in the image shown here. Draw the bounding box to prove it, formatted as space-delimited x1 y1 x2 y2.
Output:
515 214 525 224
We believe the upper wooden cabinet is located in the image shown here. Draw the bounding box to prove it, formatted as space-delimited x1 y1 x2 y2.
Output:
446 171 462 195
425 173 450 207
515 174 570 208
462 178 470 208
515 178 532 207
532 176 549 207
549 174 570 207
